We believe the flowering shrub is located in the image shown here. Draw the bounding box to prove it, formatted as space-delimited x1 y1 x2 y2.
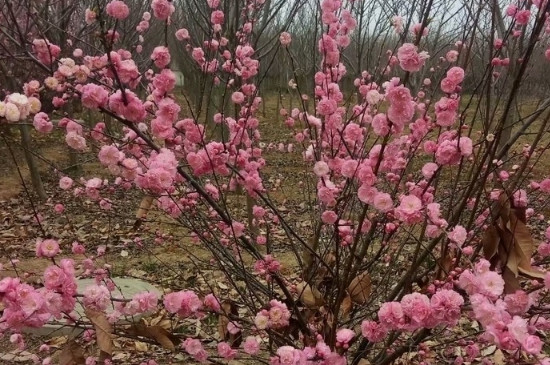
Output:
0 0 550 364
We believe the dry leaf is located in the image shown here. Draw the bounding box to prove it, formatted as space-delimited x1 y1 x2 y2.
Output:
218 301 242 348
84 308 113 360
348 271 372 304
493 349 505 365
484 194 546 290
133 195 154 229
339 294 353 319
47 336 68 348
58 340 86 365
134 341 148 352
482 225 499 260
127 323 177 351
509 213 545 278
296 282 324 308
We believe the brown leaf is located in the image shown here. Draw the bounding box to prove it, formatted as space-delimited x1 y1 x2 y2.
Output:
134 341 148 352
437 253 454 281
296 282 325 309
339 294 353 319
133 195 154 229
58 340 85 365
482 225 499 260
127 323 178 351
348 272 372 304
509 213 545 279
84 308 113 360
502 267 521 294
217 301 242 348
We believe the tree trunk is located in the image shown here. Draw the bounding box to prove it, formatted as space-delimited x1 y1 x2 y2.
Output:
19 123 47 200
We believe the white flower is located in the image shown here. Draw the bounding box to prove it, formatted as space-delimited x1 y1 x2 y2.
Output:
4 102 20 122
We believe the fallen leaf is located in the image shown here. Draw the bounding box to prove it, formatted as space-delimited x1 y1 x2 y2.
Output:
58 340 86 365
127 322 177 351
84 308 113 360
135 341 148 352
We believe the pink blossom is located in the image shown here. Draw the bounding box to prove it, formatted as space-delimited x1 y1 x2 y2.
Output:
422 162 438 179
54 204 64 214
204 294 221 312
478 270 505 299
81 84 109 109
448 225 467 246
151 46 170 69
522 335 542 354
430 289 464 326
279 32 292 46
401 293 432 328
514 10 531 25
395 195 423 223
36 239 60 258
59 177 73 190
108 89 146 122
72 241 85 254
397 43 429 72
391 15 404 34
151 0 175 20
106 1 130 20
505 4 518 16
513 189 528 208
446 67 465 84
313 161 330 177
163 290 202 317
321 210 338 224
33 112 54 133
231 91 245 104
336 328 355 344
175 28 190 41
412 23 429 36
273 346 298 365
85 9 96 24
446 50 459 62
504 290 531 315
211 10 225 25
183 338 207 363
66 132 87 150
32 39 60 65
361 320 387 342
378 302 404 330
373 192 393 212
98 145 123 166
217 342 237 359
440 77 457 94
268 299 291 328
83 284 110 311
243 336 260 354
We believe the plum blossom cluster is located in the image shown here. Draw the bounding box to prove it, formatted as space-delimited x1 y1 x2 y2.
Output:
254 300 291 330
360 288 464 343
0 260 76 332
458 260 546 355
0 93 41 123
270 343 346 365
